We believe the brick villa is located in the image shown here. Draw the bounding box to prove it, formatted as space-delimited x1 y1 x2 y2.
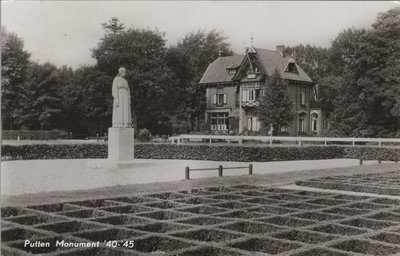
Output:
199 45 324 136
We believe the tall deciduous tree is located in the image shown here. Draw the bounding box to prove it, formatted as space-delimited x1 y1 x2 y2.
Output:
101 17 125 35
173 29 234 131
21 63 63 130
330 7 400 137
1 27 31 129
284 44 330 82
257 69 294 135
72 66 113 134
92 24 174 134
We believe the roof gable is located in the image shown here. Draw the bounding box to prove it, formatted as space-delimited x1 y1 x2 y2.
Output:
199 47 313 84
255 48 313 83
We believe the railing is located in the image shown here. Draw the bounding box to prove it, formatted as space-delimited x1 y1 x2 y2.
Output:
185 164 253 180
170 135 400 147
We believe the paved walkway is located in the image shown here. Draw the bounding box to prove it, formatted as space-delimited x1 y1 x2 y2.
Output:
1 158 382 196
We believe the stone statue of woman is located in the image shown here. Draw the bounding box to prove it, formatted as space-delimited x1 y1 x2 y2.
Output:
112 67 132 128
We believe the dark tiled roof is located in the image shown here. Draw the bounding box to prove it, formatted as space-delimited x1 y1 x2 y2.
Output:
200 55 244 84
255 48 313 83
199 47 313 84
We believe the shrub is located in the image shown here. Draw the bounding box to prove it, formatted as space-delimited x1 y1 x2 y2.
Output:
138 129 152 142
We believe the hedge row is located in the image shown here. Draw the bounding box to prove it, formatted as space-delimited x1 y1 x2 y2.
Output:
295 180 400 195
344 147 400 161
1 144 107 160
2 143 400 161
2 130 69 140
135 144 346 162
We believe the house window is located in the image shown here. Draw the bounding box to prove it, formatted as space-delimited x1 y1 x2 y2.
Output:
300 90 306 106
249 89 256 101
228 69 236 75
286 63 298 73
211 113 228 131
247 73 257 79
311 113 318 132
298 113 306 132
242 88 261 101
247 116 260 132
213 88 227 106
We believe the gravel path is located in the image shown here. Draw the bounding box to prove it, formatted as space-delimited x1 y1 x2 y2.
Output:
1 158 382 196
2 159 399 206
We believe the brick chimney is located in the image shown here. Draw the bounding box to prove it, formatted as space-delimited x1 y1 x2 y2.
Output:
276 45 285 57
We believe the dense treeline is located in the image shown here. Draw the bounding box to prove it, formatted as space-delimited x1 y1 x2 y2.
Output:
285 7 400 137
2 8 399 138
1 18 232 138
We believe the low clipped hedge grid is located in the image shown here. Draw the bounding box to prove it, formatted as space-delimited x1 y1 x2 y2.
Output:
2 143 400 161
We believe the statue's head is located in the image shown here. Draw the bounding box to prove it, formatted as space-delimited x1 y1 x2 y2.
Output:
118 67 126 77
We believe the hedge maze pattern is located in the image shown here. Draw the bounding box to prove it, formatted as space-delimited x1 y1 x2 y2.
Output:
3 185 400 255
296 171 400 196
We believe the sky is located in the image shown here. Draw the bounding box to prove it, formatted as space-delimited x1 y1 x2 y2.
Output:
2 1 399 69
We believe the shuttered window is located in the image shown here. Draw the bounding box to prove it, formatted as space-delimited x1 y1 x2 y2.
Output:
214 88 226 106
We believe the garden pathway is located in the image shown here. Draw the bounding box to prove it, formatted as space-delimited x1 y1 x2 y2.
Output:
1 158 381 196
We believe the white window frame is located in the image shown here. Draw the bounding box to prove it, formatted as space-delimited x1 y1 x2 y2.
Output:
298 113 306 132
211 113 228 131
300 92 305 106
214 88 227 106
248 116 260 132
311 113 318 132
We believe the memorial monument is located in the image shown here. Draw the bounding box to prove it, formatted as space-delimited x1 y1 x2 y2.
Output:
108 67 134 160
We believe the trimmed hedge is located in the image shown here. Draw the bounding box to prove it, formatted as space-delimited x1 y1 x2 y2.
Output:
2 130 68 140
1 144 107 160
344 147 400 161
2 143 400 162
135 144 345 162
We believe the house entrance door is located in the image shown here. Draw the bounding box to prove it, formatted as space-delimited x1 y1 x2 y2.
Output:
229 117 239 135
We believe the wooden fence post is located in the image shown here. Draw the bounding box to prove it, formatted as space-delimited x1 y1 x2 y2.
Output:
185 166 190 180
218 165 223 177
359 158 363 165
378 158 382 164
324 137 327 146
249 164 253 175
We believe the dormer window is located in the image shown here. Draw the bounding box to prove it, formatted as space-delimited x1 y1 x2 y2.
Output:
287 63 298 73
228 69 236 75
284 58 298 74
247 73 257 79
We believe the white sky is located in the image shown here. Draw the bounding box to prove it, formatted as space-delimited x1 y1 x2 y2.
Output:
2 1 399 69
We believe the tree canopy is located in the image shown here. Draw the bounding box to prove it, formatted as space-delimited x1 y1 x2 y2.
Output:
257 69 294 135
329 7 400 137
1 28 31 129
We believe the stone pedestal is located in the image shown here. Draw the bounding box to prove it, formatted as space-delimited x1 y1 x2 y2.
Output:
108 127 134 161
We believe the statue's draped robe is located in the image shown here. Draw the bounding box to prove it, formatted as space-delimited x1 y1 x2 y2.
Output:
112 76 132 127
